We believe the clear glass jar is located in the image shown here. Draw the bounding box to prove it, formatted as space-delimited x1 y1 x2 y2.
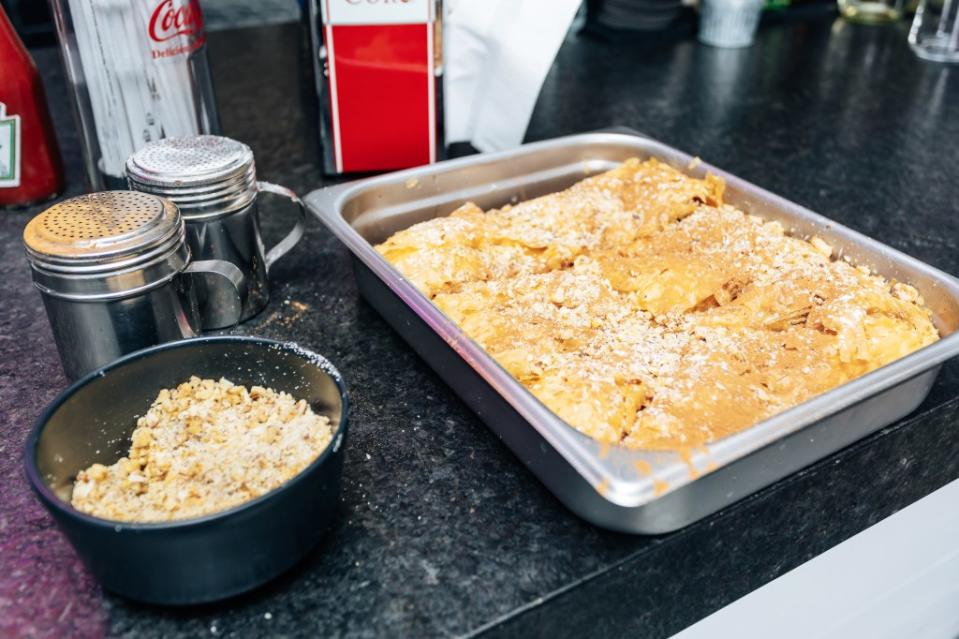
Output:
49 0 220 189
909 0 959 62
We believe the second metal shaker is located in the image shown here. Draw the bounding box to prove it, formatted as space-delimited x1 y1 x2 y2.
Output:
23 191 244 380
126 136 306 328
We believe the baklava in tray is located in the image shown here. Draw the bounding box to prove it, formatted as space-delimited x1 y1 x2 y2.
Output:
376 159 939 451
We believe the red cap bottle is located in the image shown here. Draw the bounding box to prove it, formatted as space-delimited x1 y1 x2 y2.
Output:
0 6 64 207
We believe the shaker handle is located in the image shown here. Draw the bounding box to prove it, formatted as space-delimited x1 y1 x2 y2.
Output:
184 259 246 328
256 181 307 272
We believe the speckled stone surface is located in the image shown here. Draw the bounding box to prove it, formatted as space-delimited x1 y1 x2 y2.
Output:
2 14 959 639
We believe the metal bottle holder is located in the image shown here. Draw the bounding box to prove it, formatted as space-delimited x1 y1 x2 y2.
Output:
23 191 244 380
126 135 306 328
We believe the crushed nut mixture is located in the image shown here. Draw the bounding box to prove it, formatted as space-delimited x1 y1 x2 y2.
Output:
71 377 334 522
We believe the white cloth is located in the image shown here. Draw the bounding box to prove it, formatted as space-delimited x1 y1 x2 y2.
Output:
444 0 583 152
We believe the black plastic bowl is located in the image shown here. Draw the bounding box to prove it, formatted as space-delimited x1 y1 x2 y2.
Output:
25 336 349 605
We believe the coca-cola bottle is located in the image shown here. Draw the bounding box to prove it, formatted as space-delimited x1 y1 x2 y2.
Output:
0 6 64 207
49 0 220 189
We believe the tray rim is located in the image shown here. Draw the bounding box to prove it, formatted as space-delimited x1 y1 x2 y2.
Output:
305 131 959 509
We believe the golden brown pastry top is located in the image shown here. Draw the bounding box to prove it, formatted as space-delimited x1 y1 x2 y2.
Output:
376 158 939 450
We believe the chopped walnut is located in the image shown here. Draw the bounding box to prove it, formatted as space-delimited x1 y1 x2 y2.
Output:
71 377 334 522
809 236 833 257
891 282 921 303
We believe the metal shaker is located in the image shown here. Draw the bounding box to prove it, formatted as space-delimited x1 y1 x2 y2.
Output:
23 191 243 380
125 136 306 328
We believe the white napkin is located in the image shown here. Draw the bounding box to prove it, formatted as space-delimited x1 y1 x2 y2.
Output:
444 0 583 152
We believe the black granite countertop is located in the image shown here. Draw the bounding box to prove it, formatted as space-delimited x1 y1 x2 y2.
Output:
3 12 959 639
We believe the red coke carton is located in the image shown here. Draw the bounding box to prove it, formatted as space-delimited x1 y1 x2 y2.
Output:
310 0 443 174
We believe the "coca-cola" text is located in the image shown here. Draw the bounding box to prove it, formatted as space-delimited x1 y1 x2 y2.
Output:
148 0 204 43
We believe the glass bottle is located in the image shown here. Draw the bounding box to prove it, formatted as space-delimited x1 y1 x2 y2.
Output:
48 0 220 189
0 5 64 207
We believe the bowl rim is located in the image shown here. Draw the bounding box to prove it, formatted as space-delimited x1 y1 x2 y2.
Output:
24 335 351 532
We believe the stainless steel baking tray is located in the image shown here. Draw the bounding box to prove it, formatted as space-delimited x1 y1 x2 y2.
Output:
305 132 959 534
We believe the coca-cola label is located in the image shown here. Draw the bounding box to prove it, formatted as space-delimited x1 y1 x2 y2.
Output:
149 0 203 41
147 0 206 59
322 0 432 25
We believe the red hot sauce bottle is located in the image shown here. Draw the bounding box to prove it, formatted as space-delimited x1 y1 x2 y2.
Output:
0 6 64 207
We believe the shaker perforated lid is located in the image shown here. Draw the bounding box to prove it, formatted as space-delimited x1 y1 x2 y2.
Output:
126 136 258 219
23 191 181 266
23 192 190 299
